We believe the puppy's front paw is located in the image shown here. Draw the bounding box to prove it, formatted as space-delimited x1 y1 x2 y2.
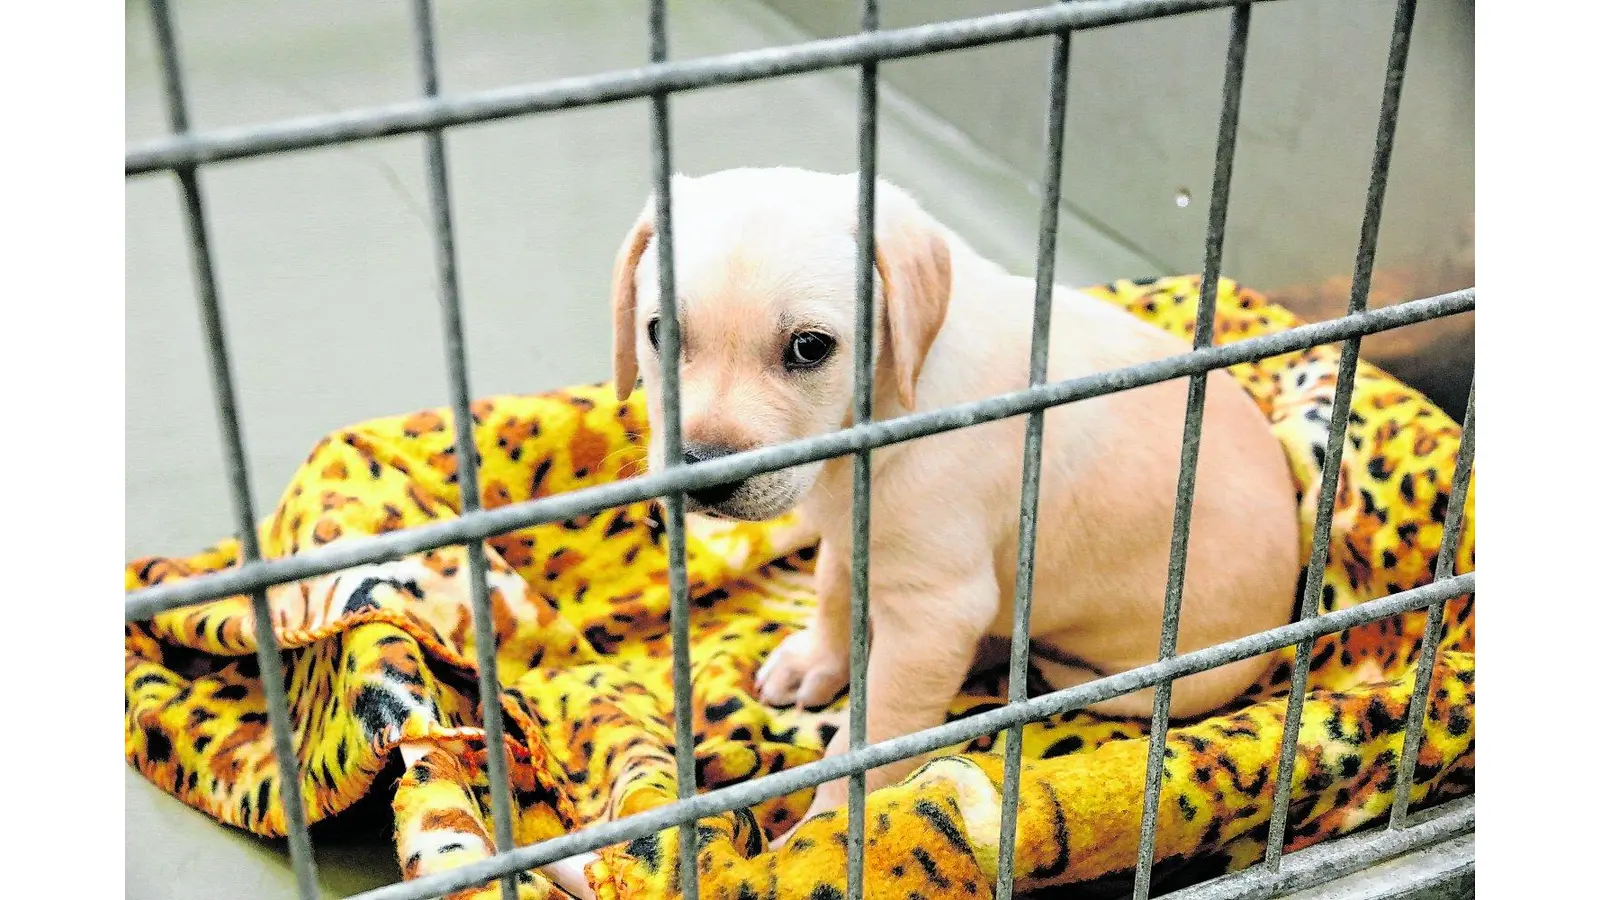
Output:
754 628 849 709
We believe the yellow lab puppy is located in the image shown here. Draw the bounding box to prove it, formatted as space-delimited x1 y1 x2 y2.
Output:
610 167 1299 833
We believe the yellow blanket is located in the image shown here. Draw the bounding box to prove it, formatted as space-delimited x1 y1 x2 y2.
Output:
125 276 1474 898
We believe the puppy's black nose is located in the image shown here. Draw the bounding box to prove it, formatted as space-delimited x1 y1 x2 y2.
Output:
682 444 745 506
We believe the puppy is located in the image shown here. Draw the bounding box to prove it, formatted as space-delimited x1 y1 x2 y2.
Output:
610 167 1300 834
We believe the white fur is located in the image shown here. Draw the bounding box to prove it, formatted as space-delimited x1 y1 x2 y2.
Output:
614 167 1301 843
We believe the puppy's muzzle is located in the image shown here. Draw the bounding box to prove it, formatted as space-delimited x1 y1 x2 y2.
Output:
682 444 746 507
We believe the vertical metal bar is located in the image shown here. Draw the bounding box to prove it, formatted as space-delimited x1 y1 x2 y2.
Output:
146 2 321 897
1265 0 1418 870
406 3 520 898
846 2 879 899
645 4 699 898
1130 7 1252 899
1389 382 1474 827
993 18 1071 900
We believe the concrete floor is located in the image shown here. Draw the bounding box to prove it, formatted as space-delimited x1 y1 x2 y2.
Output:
124 1 1156 896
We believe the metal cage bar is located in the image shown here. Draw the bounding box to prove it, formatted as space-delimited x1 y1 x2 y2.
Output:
404 2 520 898
145 2 320 897
1132 6 1252 898
125 0 1289 176
125 288 1472 622
640 3 702 898
1390 381 1475 827
1265 0 1419 869
846 3 880 899
127 2 1476 898
994 12 1071 900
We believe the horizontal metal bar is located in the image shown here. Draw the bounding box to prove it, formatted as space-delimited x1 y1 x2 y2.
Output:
1159 798 1473 900
1263 836 1472 900
1273 834 1472 900
124 0 1282 175
340 573 1471 900
125 288 1472 621
124 288 1471 620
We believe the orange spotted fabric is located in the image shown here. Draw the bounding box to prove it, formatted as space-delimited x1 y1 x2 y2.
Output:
125 277 1473 898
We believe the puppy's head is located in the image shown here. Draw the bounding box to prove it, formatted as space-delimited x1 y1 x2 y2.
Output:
611 168 951 521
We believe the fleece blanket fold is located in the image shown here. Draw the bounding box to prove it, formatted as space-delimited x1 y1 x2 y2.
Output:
126 276 1474 899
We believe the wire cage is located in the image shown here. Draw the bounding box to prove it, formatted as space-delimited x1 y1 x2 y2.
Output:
123 1 1476 898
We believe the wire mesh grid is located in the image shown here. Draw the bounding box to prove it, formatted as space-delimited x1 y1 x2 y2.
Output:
124 1 1477 898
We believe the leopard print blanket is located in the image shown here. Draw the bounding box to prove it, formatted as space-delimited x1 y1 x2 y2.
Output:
125 276 1475 898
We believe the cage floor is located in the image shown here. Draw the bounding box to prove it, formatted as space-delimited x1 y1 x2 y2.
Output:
123 1 1155 897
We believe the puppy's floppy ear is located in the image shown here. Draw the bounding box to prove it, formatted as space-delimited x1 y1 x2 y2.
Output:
872 190 952 410
611 201 655 401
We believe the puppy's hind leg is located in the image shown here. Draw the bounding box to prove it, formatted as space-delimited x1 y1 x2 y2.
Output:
1030 642 1171 718
1032 648 1265 720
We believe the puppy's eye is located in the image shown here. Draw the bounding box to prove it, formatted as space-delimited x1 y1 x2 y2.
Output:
646 318 661 353
784 331 836 369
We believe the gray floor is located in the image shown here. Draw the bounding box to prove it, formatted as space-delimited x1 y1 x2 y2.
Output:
124 1 1156 897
